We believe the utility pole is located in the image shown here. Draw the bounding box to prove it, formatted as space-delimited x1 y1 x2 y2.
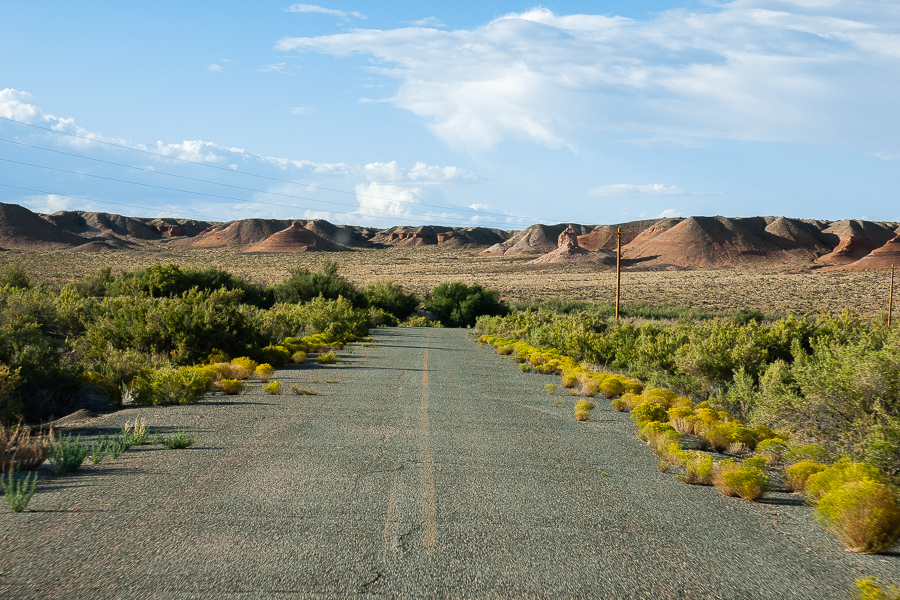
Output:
885 263 896 327
602 227 632 323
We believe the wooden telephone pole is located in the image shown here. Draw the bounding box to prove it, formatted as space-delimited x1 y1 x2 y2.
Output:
602 227 632 323
884 263 896 327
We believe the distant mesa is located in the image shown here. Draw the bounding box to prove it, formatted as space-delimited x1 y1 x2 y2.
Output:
840 233 900 270
244 221 347 253
2 202 900 270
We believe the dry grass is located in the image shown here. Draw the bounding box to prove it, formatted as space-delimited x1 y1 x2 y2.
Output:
1 246 892 317
1 425 52 471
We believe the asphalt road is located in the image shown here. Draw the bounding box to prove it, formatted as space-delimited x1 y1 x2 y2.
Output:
1 327 897 599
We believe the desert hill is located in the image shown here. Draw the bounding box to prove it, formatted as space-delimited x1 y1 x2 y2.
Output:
2 202 900 270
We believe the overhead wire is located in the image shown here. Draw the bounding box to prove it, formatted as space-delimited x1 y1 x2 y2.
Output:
0 157 504 227
0 115 551 224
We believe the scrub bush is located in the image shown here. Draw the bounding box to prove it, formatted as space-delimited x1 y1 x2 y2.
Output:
599 378 624 398
574 409 589 421
815 480 900 553
630 402 668 428
130 367 207 406
785 460 828 491
48 434 89 475
610 398 626 412
425 282 508 328
292 351 307 364
259 345 291 368
805 459 885 503
786 443 830 464
363 280 419 321
756 438 789 465
561 373 577 388
220 379 244 395
681 452 714 485
263 381 282 395
1 466 38 512
255 364 275 383
717 464 770 501
317 351 338 365
231 357 258 376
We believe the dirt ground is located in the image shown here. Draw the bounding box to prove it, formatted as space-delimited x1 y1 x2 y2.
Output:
1 245 892 318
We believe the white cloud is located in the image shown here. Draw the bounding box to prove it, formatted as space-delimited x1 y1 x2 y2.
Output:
588 184 683 197
468 203 491 211
22 194 74 214
657 208 683 218
354 181 419 221
261 62 288 73
290 106 313 115
208 64 223 72
405 17 445 28
285 4 364 19
277 2 900 152
0 88 41 122
145 140 248 163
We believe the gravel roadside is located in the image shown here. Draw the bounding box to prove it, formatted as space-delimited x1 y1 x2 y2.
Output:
0 327 897 599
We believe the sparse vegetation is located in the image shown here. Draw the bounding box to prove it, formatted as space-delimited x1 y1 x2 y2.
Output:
1 466 38 512
255 363 275 383
263 381 282 395
316 351 338 365
157 429 195 449
292 385 318 396
220 379 244 395
48 434 90 475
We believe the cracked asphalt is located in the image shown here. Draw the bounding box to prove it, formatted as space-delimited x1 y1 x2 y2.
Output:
1 327 897 599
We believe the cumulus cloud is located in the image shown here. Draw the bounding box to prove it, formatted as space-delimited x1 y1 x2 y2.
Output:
277 2 900 152
658 208 683 218
468 203 491 211
23 194 73 214
0 89 41 122
404 17 445 28
588 184 683 197
285 4 364 19
354 182 419 221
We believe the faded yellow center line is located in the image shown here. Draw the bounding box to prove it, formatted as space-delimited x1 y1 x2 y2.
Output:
420 347 438 553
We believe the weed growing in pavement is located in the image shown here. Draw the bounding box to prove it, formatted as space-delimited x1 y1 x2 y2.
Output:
610 398 626 412
103 435 128 459
158 429 195 449
520 363 531 373
317 351 338 365
574 409 589 421
658 460 672 473
123 418 149 445
560 374 577 388
263 381 282 395
292 351 308 364
544 383 557 395
88 440 106 464
1 466 38 512
325 379 339 384
292 385 318 396
48 434 89 475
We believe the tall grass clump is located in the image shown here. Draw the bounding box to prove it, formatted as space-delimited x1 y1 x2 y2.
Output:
815 479 900 553
255 364 275 383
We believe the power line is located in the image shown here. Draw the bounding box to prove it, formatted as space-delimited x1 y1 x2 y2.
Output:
0 115 550 224
0 157 504 227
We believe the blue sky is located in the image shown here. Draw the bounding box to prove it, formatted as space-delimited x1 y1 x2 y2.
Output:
1 1 899 228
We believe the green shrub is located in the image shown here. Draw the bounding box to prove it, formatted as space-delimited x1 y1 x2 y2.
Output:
48 434 89 475
630 401 668 428
130 367 207 406
291 350 307 364
575 400 595 412
574 409 589 421
643 388 677 408
291 385 318 395
220 379 244 395
519 363 531 373
1 466 37 512
681 452 714 485
0 265 32 290
425 282 508 328
255 364 275 383
498 345 515 356
806 459 885 503
231 357 258 376
610 398 627 412
399 316 443 328
599 378 625 398
207 349 231 364
263 381 282 395
720 465 770 501
786 443 830 464
785 460 828 491
756 438 789 465
271 260 363 306
815 479 900 553
703 422 757 452
317 351 338 365
363 280 419 320
259 345 291 368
